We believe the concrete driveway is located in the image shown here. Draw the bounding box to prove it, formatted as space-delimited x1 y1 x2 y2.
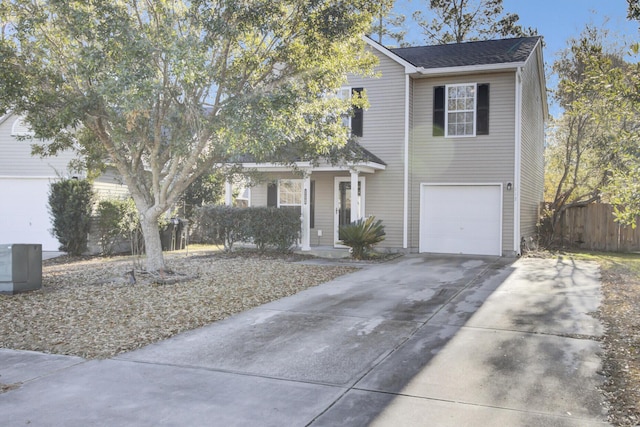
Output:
0 255 609 426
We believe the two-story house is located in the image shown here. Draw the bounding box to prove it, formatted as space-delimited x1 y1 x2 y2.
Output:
234 36 547 256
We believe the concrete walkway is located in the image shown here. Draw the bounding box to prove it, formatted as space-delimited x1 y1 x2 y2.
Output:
0 255 609 426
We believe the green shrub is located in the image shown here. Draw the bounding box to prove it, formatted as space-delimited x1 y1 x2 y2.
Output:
195 205 248 251
338 216 385 260
248 207 300 252
95 198 140 255
195 205 300 252
48 178 94 255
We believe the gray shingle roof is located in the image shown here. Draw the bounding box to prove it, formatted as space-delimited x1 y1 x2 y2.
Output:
389 36 541 69
231 141 386 166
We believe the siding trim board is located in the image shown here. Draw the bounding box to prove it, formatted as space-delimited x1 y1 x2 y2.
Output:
514 68 523 255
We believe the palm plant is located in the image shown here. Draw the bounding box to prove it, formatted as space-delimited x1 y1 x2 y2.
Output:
338 216 385 260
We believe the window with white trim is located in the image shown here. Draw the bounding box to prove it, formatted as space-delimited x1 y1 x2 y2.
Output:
433 83 490 137
336 86 364 137
278 179 303 207
268 179 315 228
11 116 34 137
446 84 476 137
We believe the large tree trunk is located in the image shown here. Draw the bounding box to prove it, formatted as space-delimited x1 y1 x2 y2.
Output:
140 213 165 272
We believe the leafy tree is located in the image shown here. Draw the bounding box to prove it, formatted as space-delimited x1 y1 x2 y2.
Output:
413 0 536 44
0 0 379 272
544 26 640 237
177 172 225 220
629 0 640 22
370 0 408 47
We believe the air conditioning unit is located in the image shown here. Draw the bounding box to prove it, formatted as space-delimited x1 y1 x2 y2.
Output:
0 244 42 294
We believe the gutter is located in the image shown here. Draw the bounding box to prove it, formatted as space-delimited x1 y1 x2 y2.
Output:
403 74 409 249
514 67 523 256
415 62 525 77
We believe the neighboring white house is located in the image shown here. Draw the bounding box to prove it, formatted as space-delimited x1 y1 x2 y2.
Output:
0 113 127 251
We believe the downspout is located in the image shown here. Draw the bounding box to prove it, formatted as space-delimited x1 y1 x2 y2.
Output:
403 74 410 249
514 67 523 256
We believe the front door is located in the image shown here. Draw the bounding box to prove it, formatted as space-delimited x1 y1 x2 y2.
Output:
334 177 364 246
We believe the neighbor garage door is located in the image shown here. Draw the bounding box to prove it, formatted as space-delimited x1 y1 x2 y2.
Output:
420 184 502 256
0 178 60 251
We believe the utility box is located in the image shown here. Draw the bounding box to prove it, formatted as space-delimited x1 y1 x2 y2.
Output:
0 244 42 294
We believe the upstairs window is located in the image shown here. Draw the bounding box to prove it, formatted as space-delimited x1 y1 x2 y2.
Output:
10 116 34 137
433 83 489 137
337 87 364 138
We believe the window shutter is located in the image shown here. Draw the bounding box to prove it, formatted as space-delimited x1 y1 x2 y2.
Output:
310 180 315 229
477 84 489 135
433 86 445 136
351 88 363 137
267 183 277 207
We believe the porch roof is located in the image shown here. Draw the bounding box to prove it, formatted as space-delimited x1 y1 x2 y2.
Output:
232 142 386 174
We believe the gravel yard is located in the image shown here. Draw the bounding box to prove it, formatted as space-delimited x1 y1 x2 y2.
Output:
0 248 358 359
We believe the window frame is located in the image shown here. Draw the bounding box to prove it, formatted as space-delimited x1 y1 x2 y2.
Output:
277 179 303 207
336 86 364 137
444 83 477 138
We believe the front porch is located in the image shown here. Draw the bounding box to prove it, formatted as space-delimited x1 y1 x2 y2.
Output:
225 153 386 252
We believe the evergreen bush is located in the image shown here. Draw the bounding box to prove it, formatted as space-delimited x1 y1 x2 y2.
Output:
195 205 300 252
48 178 94 255
95 198 140 255
248 207 300 252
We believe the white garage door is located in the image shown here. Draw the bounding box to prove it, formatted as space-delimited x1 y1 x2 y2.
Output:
420 184 502 256
0 178 60 251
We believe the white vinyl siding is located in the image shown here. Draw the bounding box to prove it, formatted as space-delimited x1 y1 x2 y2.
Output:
346 49 407 249
0 115 78 178
93 167 129 201
519 50 546 245
410 72 517 255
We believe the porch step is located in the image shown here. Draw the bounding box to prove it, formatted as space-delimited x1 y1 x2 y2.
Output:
297 247 350 259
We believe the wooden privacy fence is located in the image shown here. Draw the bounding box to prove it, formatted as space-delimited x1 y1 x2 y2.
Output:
556 203 640 252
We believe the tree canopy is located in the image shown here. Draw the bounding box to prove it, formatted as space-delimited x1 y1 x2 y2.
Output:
0 0 379 271
370 0 408 47
544 25 640 235
413 0 536 44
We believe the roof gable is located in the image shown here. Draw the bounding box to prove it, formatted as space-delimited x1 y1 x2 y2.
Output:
390 37 541 69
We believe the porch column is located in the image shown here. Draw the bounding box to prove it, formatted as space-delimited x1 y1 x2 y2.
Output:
301 172 312 251
224 180 233 206
350 169 359 223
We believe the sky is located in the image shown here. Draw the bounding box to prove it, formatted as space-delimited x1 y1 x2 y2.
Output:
392 0 639 116
394 0 638 60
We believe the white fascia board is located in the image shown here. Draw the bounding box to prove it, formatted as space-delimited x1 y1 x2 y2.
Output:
0 111 14 126
362 36 418 74
239 161 385 173
0 175 64 180
526 39 549 120
416 62 525 77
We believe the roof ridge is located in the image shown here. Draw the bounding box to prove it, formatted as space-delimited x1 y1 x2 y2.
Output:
390 35 541 52
387 36 541 70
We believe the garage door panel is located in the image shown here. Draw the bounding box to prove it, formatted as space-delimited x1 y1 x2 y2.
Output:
0 179 60 251
420 185 501 256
